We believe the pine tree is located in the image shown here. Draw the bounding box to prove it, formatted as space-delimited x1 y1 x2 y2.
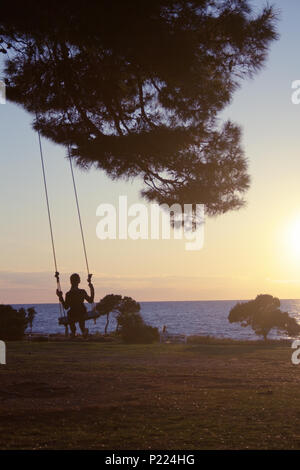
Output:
0 1 277 215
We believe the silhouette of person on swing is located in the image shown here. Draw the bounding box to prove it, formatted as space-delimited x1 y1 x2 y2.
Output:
56 273 94 338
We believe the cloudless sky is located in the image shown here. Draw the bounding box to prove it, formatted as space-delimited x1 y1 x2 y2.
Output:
1 0 300 303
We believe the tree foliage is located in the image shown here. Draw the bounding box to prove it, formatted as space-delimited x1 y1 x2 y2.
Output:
0 1 277 216
95 294 140 334
116 296 141 323
228 294 300 340
116 296 159 343
95 293 158 342
0 304 36 340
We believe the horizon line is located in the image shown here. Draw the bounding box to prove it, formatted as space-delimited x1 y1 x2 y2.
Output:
8 297 300 305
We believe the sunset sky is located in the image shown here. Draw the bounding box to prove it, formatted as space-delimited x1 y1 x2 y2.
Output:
1 0 300 303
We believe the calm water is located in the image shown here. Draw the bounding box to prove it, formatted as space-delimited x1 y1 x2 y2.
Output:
12 299 300 340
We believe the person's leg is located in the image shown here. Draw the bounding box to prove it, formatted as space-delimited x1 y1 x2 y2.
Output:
79 319 88 336
78 319 84 334
67 310 76 338
70 321 76 337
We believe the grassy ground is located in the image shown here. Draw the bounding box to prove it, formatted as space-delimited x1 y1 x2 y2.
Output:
0 338 299 449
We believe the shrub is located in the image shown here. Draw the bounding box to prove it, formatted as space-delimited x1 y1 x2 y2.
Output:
116 296 141 332
228 294 300 340
0 305 36 340
118 311 159 344
95 294 159 343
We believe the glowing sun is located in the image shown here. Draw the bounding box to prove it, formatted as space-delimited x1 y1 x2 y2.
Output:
286 217 300 257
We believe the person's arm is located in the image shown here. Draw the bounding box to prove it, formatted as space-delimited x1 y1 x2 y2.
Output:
56 289 69 310
84 283 95 304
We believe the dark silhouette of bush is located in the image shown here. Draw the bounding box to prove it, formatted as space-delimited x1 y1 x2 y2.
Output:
116 296 159 344
118 311 159 344
0 305 36 340
95 294 159 342
116 297 141 332
228 294 300 341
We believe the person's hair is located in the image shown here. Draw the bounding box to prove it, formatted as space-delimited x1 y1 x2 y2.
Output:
70 273 80 285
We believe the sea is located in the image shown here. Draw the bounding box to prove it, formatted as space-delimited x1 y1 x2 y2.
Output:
12 299 300 340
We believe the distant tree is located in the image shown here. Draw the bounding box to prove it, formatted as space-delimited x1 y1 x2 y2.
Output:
95 294 122 334
116 297 159 343
27 307 36 333
0 305 37 340
228 294 300 341
116 297 141 332
95 294 158 342
0 1 278 218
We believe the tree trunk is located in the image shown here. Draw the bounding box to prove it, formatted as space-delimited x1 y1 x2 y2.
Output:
263 330 268 341
105 313 110 334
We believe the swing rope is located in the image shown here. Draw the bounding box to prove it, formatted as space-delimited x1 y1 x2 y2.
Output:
37 112 95 325
67 145 95 314
67 145 91 278
37 122 66 318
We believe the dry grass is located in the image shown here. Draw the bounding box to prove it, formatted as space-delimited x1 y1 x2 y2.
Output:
0 339 299 449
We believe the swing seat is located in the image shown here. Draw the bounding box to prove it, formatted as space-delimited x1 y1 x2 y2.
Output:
58 310 100 326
